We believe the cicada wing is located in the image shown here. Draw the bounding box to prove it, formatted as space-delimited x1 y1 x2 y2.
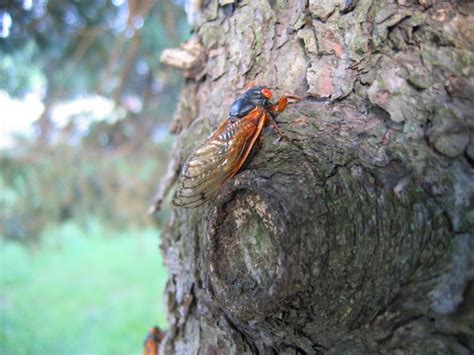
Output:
173 140 237 207
173 111 264 208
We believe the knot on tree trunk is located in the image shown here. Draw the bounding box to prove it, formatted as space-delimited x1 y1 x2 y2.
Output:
207 178 295 321
201 133 452 350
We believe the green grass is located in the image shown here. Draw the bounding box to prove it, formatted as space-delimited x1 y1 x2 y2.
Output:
0 221 168 355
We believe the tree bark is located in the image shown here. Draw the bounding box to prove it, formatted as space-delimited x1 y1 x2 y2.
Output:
158 0 473 353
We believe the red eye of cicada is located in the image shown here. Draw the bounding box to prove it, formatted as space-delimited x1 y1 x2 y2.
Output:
261 88 272 99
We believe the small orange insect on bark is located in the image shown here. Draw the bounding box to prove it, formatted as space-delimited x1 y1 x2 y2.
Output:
173 86 301 208
143 326 165 355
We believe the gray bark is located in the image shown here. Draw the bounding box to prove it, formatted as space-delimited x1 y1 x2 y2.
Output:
158 0 474 353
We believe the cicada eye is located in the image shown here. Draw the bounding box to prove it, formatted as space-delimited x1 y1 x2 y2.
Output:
261 88 272 100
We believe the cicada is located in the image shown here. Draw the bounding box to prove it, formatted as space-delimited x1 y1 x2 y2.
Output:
173 86 301 208
143 326 165 355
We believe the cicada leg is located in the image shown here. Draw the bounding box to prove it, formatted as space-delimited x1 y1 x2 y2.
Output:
268 95 302 141
270 95 302 114
268 115 286 141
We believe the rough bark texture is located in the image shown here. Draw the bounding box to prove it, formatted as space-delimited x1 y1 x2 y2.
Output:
158 0 473 354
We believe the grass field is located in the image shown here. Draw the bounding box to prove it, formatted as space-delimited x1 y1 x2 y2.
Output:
0 221 168 355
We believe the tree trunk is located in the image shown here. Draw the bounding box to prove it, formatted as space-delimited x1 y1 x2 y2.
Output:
158 1 473 353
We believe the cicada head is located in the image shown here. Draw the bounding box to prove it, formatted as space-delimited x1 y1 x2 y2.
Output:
228 86 273 121
243 86 272 107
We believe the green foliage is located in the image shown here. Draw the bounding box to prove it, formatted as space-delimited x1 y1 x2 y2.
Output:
0 138 172 242
1 0 189 100
0 2 183 351
0 41 46 96
0 221 168 355
0 1 188 242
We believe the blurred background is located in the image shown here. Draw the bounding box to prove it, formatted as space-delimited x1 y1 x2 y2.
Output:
0 0 189 353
